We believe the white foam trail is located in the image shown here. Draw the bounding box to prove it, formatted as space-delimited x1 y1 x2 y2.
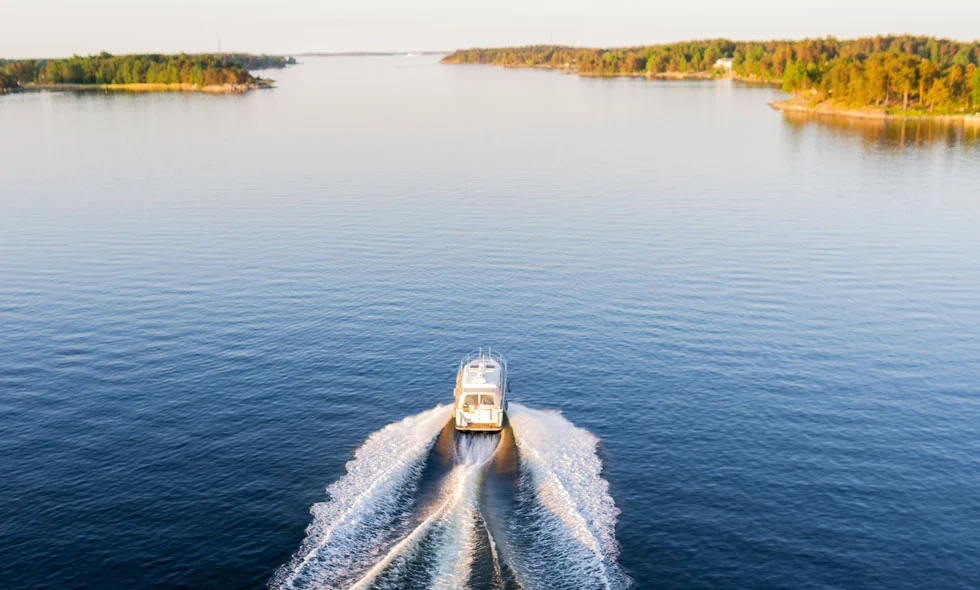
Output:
271 404 451 590
430 436 499 588
508 403 629 589
350 434 499 590
484 520 504 586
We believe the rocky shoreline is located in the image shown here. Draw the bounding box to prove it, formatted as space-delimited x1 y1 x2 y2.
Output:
771 98 980 124
445 60 782 86
12 80 274 94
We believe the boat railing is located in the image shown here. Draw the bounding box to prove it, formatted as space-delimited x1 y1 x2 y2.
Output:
458 348 507 374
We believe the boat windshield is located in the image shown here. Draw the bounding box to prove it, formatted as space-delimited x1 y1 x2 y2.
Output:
462 394 496 407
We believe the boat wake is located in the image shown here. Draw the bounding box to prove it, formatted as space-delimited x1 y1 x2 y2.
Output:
505 403 630 590
351 435 499 589
271 405 452 589
271 404 629 589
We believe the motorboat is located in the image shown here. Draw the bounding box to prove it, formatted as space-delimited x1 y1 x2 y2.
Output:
453 349 509 432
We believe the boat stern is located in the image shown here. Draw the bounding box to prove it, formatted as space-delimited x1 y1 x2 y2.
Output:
455 407 505 432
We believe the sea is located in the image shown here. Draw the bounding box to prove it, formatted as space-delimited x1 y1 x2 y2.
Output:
1 55 979 589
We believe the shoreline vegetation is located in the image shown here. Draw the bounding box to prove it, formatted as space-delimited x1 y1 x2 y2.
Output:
0 52 295 94
442 36 980 121
770 97 980 123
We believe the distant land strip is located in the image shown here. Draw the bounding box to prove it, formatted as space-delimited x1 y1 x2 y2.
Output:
298 51 448 57
0 53 296 94
441 36 980 120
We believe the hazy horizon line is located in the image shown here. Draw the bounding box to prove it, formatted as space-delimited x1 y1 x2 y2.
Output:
4 32 978 61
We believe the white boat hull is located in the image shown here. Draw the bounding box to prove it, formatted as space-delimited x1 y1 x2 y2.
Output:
453 349 509 433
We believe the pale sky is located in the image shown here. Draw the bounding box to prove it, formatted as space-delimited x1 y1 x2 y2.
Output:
1 0 978 59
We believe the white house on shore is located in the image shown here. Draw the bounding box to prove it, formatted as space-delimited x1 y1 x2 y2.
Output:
714 58 734 71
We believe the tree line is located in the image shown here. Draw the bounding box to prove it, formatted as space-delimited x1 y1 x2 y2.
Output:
0 53 295 90
221 53 297 71
442 36 980 114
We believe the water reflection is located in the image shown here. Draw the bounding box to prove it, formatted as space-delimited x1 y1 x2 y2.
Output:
781 111 980 151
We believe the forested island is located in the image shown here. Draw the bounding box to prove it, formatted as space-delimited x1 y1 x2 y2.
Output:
442 36 980 119
0 53 296 93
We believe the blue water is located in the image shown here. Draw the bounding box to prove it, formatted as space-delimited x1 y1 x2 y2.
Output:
2 56 979 589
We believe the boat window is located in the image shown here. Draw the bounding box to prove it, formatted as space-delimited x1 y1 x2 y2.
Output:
462 394 497 407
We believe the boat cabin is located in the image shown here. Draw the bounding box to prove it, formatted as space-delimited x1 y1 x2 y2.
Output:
454 350 508 432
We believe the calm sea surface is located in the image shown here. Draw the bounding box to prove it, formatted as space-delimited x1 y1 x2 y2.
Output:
1 56 979 589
